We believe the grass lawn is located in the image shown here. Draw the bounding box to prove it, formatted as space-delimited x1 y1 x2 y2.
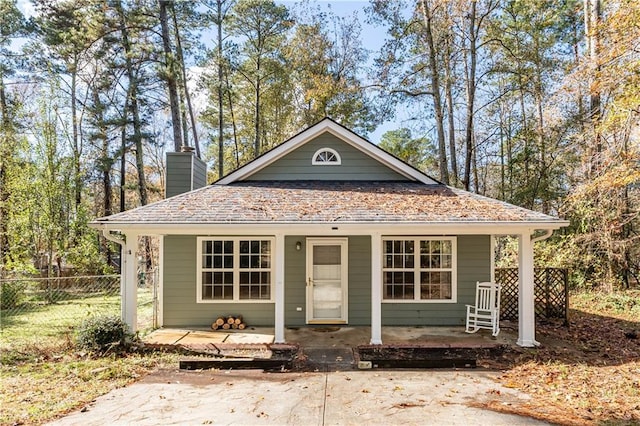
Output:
0 288 165 425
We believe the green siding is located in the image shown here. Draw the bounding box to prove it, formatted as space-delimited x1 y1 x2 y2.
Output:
162 234 490 328
347 236 372 325
162 235 274 327
247 134 407 181
284 236 306 326
166 153 207 198
381 235 491 326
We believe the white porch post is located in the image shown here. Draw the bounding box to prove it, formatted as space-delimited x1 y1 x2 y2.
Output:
517 232 539 347
274 233 286 343
370 233 382 345
122 233 139 333
156 235 164 328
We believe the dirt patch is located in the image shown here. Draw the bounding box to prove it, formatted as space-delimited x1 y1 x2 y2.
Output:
477 299 640 426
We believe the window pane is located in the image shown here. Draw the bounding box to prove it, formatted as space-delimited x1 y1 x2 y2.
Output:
224 255 233 268
405 240 414 253
420 271 452 300
441 240 452 254
385 241 393 253
239 240 249 253
261 255 270 268
405 253 414 268
239 255 249 268
384 271 414 299
261 241 270 254
213 240 222 254
224 240 233 253
442 255 452 268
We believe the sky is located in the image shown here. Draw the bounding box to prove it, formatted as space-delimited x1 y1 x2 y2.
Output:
279 0 410 141
14 0 408 142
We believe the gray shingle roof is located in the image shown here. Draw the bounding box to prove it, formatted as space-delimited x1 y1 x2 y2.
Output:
93 181 561 225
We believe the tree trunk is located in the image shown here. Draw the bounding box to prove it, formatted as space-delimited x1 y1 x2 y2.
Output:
463 1 477 192
225 72 240 168
254 72 261 157
170 5 200 157
0 76 11 270
93 88 114 265
120 118 126 213
217 0 225 177
70 68 82 211
443 25 457 186
115 0 148 207
420 0 449 184
159 0 183 152
584 0 602 172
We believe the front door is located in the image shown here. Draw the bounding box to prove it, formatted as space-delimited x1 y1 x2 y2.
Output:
306 238 348 324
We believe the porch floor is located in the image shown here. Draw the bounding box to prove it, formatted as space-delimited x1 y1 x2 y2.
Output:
144 325 515 370
143 325 514 348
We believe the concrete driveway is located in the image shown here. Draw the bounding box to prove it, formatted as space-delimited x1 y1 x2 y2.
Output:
48 369 549 425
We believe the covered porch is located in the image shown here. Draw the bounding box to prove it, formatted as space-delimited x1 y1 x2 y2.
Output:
109 226 551 348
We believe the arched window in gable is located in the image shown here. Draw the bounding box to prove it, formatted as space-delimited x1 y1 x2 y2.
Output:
312 148 341 165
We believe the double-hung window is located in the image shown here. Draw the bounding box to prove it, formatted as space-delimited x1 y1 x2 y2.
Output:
197 237 273 302
382 237 456 302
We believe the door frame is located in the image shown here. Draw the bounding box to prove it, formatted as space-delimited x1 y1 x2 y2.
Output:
305 237 348 324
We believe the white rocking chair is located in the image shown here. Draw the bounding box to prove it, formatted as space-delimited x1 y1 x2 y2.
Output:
465 281 501 337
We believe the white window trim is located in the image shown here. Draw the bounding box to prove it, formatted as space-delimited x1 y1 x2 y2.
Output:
311 147 342 165
196 236 275 303
381 236 457 304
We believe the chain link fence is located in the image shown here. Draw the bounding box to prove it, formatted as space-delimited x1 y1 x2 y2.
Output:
0 272 156 350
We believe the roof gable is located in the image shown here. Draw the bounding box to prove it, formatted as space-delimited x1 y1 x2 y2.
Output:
217 118 439 185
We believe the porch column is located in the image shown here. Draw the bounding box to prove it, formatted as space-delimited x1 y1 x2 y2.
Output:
517 232 539 347
156 235 164 328
122 232 139 332
274 233 286 343
370 233 382 345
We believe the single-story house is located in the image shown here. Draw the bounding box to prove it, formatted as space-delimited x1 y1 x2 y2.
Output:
91 118 568 347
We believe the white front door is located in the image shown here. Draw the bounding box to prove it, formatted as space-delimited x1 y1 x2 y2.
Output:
306 238 348 324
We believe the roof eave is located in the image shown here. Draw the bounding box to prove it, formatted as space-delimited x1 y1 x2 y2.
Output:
89 220 569 234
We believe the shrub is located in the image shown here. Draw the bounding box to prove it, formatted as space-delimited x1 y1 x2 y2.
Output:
0 281 26 310
76 315 134 353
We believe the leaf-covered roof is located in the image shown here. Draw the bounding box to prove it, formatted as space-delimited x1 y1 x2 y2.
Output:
93 181 562 225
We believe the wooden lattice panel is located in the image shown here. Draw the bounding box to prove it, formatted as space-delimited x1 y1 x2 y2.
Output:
495 268 568 321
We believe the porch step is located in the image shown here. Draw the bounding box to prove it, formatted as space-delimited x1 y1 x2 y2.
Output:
179 343 299 371
179 357 293 371
301 348 355 372
356 344 507 369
